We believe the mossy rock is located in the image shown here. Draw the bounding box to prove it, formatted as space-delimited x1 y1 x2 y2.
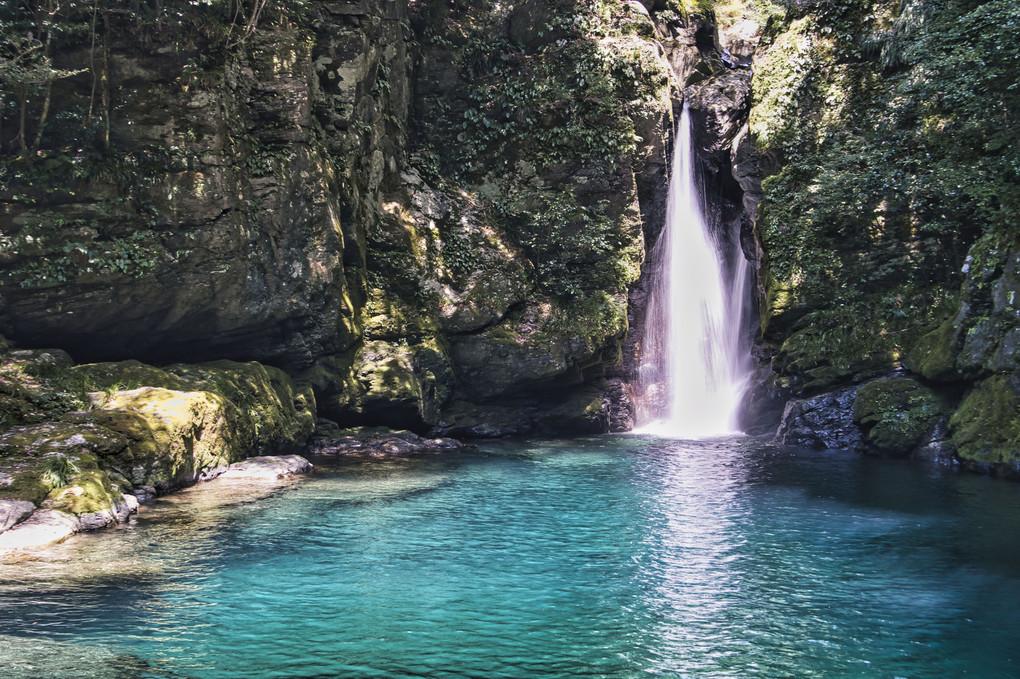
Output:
0 421 127 459
98 387 242 489
0 393 46 429
0 468 50 506
853 378 945 456
363 287 440 339
949 375 1020 475
167 360 315 454
348 339 454 430
297 352 361 421
71 360 191 392
0 422 127 505
0 348 93 419
45 468 121 517
61 410 159 485
801 365 853 394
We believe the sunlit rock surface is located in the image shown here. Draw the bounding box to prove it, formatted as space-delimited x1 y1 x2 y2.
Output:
218 455 313 480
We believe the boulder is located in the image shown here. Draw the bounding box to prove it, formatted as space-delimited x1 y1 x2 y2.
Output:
0 499 34 533
0 509 79 552
949 375 1020 478
775 385 864 450
217 455 313 480
853 377 945 456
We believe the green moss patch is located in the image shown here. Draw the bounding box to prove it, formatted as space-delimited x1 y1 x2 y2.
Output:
949 376 1020 473
853 378 944 456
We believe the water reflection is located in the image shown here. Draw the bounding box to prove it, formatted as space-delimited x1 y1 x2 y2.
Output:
629 438 749 675
0 439 1018 678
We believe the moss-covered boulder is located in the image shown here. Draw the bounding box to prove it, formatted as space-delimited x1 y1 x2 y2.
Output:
0 337 317 546
0 422 129 505
909 317 962 382
853 378 945 456
949 376 1020 478
165 360 316 455
0 420 138 550
450 297 627 401
70 360 192 392
92 388 239 490
0 347 92 431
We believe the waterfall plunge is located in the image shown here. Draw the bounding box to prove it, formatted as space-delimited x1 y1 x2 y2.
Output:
636 104 750 438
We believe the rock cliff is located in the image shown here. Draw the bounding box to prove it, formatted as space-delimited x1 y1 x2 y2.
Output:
0 0 693 438
750 0 1020 475
1 0 1018 494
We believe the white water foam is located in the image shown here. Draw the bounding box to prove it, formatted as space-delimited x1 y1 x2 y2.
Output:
635 103 751 438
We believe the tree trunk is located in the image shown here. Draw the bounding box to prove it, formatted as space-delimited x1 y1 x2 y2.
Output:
31 79 54 152
18 88 28 157
101 8 111 149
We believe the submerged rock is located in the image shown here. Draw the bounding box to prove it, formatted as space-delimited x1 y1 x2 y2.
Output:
308 428 475 457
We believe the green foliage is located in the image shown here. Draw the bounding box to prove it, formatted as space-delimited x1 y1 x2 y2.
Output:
753 0 1019 386
772 282 952 375
243 135 293 177
39 453 79 489
436 225 477 280
406 0 656 308
492 190 639 299
1 205 166 288
411 3 663 182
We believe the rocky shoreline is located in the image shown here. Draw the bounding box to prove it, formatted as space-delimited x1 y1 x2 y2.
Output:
0 338 483 557
0 454 314 554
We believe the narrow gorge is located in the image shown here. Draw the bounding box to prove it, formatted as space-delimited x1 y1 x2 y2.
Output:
1 0 1018 540
2 2 1020 676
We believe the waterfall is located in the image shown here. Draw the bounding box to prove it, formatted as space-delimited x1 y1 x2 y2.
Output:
635 103 751 438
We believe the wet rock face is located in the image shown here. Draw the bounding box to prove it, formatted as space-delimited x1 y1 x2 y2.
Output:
774 385 863 451
0 1 681 435
0 5 394 370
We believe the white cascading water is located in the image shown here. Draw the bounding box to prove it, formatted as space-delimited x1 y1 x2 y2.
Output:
636 103 750 438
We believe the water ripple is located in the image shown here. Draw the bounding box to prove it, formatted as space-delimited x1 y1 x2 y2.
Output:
1 437 1019 678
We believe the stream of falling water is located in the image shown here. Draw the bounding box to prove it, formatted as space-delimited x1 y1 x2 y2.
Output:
636 103 751 437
